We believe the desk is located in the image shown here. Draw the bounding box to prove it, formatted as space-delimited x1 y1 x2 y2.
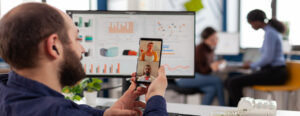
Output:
167 102 300 116
223 61 252 74
77 97 300 116
0 68 10 74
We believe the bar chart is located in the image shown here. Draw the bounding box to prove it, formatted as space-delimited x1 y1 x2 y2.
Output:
84 63 121 74
108 22 134 33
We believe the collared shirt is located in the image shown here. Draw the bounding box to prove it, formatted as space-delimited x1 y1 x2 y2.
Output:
250 25 286 69
0 71 167 116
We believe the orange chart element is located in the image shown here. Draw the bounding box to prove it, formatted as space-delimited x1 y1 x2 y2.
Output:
117 63 120 74
110 64 113 73
90 64 93 73
84 64 121 74
109 22 134 33
103 64 107 74
162 53 175 55
96 65 100 73
162 64 190 71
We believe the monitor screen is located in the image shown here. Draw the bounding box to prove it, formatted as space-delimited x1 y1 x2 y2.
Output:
215 32 239 55
67 11 195 78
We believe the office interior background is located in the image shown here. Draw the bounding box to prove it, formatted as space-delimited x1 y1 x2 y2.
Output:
1 0 300 112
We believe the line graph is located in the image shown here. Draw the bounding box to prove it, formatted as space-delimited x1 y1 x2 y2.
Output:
156 21 188 36
162 64 190 71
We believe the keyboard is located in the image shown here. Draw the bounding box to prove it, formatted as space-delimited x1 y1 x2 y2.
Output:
95 106 200 116
168 112 200 116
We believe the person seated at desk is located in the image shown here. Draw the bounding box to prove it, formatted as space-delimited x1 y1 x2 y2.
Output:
138 65 156 82
0 3 168 116
176 27 225 106
226 9 288 107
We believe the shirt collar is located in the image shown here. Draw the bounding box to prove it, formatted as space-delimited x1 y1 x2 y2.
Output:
7 71 64 98
263 24 271 31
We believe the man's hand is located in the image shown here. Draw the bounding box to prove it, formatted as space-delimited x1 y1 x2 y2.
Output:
145 66 167 101
104 78 147 116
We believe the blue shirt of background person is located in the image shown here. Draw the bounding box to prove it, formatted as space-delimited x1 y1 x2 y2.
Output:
244 9 287 69
250 24 286 69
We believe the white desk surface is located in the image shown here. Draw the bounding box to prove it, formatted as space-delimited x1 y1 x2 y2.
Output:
166 102 300 116
77 97 300 116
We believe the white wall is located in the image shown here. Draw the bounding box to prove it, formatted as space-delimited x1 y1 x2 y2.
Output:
108 0 128 10
47 0 97 12
0 0 23 17
277 0 300 45
240 0 272 48
226 0 239 33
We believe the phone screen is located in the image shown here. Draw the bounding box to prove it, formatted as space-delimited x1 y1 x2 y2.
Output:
136 38 162 83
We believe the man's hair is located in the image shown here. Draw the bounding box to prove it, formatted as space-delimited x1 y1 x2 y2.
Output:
0 3 70 69
145 65 151 68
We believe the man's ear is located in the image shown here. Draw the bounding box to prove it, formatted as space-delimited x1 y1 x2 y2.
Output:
46 34 61 59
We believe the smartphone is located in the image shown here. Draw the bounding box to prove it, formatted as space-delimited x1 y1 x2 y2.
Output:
136 38 163 84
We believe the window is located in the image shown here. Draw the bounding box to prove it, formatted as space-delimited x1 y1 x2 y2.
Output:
1 0 24 17
47 0 97 12
0 0 97 19
240 0 272 48
277 0 300 45
108 0 128 10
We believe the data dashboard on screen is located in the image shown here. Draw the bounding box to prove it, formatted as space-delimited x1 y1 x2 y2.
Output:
67 11 195 78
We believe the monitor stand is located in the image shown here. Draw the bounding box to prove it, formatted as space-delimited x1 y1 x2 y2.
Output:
122 78 130 94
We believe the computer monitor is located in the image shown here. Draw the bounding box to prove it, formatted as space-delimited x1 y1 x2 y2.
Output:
243 48 261 63
215 32 240 55
67 11 195 78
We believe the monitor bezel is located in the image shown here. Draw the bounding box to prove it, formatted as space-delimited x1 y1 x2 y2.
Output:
67 10 195 78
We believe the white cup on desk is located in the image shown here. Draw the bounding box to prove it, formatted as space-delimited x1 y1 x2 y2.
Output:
218 61 227 71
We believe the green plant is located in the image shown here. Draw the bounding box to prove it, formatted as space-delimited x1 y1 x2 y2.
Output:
80 78 103 92
62 77 102 101
62 84 83 101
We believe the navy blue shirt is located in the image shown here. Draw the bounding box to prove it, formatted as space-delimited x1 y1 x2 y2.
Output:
0 71 168 116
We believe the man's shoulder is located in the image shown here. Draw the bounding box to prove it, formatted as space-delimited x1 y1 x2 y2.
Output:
0 95 89 116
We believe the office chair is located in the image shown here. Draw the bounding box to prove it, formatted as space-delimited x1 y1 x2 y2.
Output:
167 79 203 104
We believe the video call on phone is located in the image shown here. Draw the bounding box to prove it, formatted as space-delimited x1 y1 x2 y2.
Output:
136 38 162 83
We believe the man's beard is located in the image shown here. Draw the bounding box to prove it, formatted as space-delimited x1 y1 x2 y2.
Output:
145 72 150 76
59 46 85 87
